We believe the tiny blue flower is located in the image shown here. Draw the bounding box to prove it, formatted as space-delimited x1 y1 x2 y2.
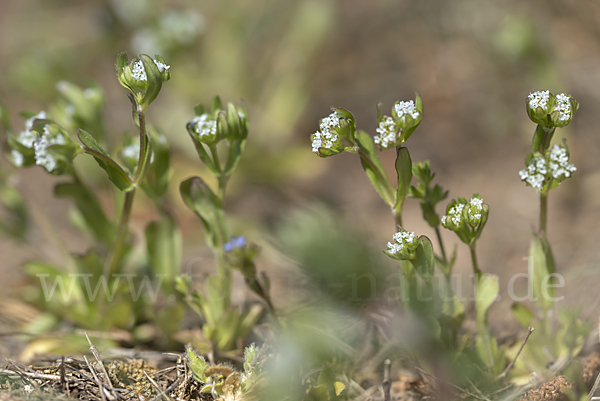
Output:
223 236 246 252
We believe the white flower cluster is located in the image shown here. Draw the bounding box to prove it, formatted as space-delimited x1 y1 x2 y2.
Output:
11 112 66 172
386 229 416 255
441 203 465 227
528 90 550 110
519 145 576 191
34 128 66 172
190 113 217 137
373 116 396 149
131 59 170 81
311 112 341 153
554 93 572 122
394 100 420 121
467 197 483 225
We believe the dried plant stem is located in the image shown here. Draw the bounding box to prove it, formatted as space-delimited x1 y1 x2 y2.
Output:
383 359 391 401
497 327 534 380
587 371 600 401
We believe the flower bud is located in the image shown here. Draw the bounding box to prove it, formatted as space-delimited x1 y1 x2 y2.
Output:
383 228 419 260
550 93 578 128
526 90 579 129
374 94 422 150
311 112 346 157
116 53 170 110
526 90 551 126
6 112 79 174
442 194 489 244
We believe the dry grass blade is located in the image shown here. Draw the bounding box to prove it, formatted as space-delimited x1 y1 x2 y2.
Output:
143 370 173 401
84 354 108 401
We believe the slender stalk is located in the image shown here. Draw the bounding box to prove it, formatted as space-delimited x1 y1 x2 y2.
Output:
105 106 149 276
540 192 548 234
217 174 229 201
105 190 135 276
392 207 403 228
209 144 222 172
133 106 147 183
435 226 448 263
497 327 534 380
469 242 481 278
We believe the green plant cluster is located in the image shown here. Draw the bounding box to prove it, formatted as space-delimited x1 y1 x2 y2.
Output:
0 54 592 401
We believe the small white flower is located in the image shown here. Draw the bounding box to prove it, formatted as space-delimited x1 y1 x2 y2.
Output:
11 150 24 167
34 126 65 172
374 116 396 149
191 113 217 137
519 145 575 191
395 230 415 244
319 113 340 133
387 242 403 255
547 145 576 179
16 111 46 149
528 90 550 109
131 59 170 81
468 197 484 224
394 100 420 121
554 93 572 122
312 112 341 154
443 203 465 226
386 229 416 256
470 197 483 210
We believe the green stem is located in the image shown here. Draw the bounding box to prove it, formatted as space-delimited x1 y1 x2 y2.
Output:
133 106 148 183
209 144 222 172
393 208 402 228
435 226 447 263
105 190 135 276
469 242 481 279
104 106 149 276
540 192 548 234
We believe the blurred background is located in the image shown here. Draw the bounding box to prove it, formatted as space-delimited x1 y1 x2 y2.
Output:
1 0 600 341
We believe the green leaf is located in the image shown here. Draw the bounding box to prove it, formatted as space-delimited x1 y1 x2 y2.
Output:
394 147 413 214
475 274 499 331
224 136 247 176
180 176 228 248
139 54 163 107
511 302 534 328
185 123 219 174
413 236 435 278
77 129 134 192
186 346 209 382
55 182 114 244
145 213 182 286
115 52 130 91
355 130 394 206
